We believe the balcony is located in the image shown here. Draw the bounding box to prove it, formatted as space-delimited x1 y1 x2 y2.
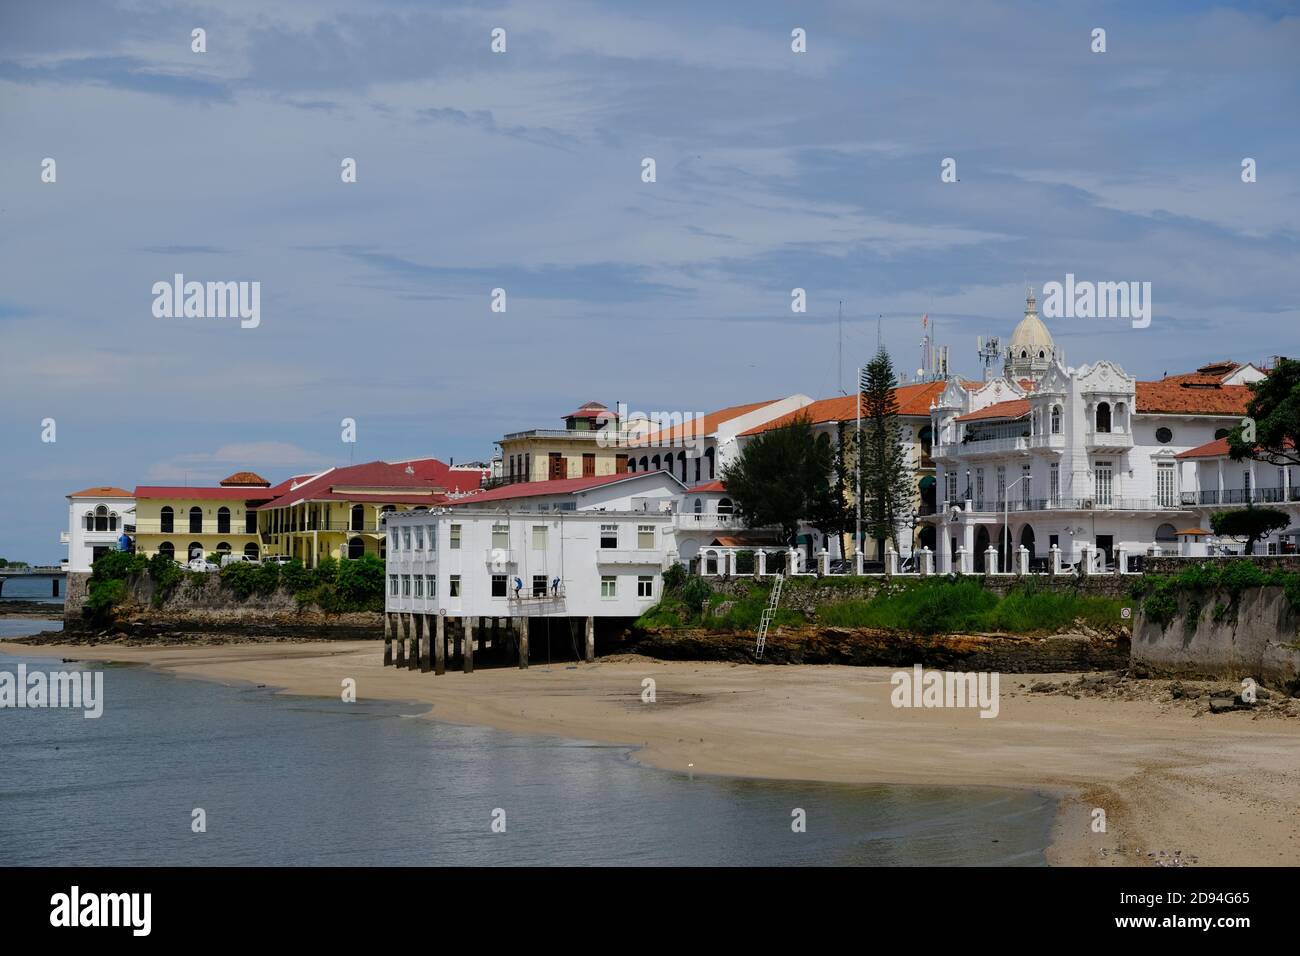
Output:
1029 433 1065 453
596 548 664 566
957 436 1030 458
1181 487 1300 507
1085 430 1132 451
674 512 743 530
950 497 1188 514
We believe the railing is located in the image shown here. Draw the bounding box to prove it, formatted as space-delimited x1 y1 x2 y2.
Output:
956 436 1030 456
1086 430 1133 448
950 497 1188 514
1180 486 1298 506
132 522 259 535
501 428 610 441
674 513 742 528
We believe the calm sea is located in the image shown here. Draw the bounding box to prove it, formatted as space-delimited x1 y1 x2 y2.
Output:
0 619 1055 866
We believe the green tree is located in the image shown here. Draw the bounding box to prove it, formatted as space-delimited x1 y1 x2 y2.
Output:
722 417 837 546
858 347 913 555
1228 356 1300 467
1210 507 1290 555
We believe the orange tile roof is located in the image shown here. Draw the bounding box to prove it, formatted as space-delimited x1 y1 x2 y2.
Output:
955 399 1031 422
1135 381 1252 416
739 382 945 437
1176 435 1292 460
219 471 271 487
68 486 132 498
643 399 784 443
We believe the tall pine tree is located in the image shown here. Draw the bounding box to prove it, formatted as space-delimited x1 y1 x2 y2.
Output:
858 347 913 557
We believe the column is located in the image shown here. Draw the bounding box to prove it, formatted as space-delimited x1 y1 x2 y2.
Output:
395 614 407 667
406 613 418 670
937 528 951 574
585 615 595 663
518 617 530 670
757 550 767 577
985 546 999 574
418 614 430 673
383 613 393 666
479 616 488 655
463 617 474 674
492 617 501 660
435 613 446 676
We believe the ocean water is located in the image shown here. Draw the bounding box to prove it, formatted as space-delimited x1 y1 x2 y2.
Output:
0 622 1055 866
0 575 65 604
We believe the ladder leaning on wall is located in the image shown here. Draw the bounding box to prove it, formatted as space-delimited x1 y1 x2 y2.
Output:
755 572 784 660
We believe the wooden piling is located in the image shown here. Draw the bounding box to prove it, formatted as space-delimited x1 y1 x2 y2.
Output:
395 614 407 667
383 613 393 666
435 613 446 676
518 617 529 670
406 614 419 670
418 614 430 673
463 617 474 674
585 615 595 663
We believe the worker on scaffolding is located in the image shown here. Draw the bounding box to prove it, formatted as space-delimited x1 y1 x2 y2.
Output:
512 575 523 598
551 575 561 596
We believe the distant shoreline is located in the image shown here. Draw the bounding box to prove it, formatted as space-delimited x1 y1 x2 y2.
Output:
4 637 1298 867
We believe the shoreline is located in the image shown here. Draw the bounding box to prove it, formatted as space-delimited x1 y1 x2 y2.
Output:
4 637 1298 867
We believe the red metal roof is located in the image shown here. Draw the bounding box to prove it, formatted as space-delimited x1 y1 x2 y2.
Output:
134 486 273 501
446 472 672 506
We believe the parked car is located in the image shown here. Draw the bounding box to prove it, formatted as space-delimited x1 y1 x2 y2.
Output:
220 553 260 567
186 558 219 572
263 555 294 566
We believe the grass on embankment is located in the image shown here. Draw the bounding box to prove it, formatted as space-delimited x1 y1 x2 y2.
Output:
637 575 1125 637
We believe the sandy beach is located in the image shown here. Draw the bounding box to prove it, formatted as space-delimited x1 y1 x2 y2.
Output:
5 638 1298 867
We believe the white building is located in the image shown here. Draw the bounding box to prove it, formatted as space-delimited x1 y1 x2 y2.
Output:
382 472 684 671
929 293 1269 571
63 486 134 571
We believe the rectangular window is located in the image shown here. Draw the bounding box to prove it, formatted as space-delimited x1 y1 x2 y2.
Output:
427 525 438 550
450 524 461 549
1049 463 1060 506
637 525 655 549
532 525 548 549
532 574 547 597
975 468 985 507
1156 462 1176 508
637 575 653 598
548 453 565 481
389 574 399 597
426 575 437 598
492 522 509 550
449 575 461 598
582 453 596 477
414 526 424 550
996 466 1007 504
1094 461 1113 506
401 575 411 597
600 575 617 599
491 574 507 598
1021 465 1031 507
388 528 397 552
414 575 423 598
557 502 576 512
615 454 628 474
600 524 618 548
402 527 411 550
945 471 957 504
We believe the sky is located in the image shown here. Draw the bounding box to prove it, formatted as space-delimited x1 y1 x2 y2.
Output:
1 0 1298 563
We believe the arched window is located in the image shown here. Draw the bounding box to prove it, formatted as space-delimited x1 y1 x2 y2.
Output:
1051 405 1062 435
1114 402 1127 432
1020 349 1028 359
160 506 174 533
639 456 648 471
216 542 231 556
1214 428 1229 440
350 504 364 531
1095 401 1111 433
919 425 933 457
628 458 636 473
704 447 716 479
651 454 661 470
94 505 109 532
243 543 260 560
83 511 94 531
189 507 203 534
158 542 175 561
187 542 203 561
217 506 231 534
694 498 703 514
694 457 701 483
1155 523 1177 544
677 450 687 482
718 498 734 515
347 536 365 559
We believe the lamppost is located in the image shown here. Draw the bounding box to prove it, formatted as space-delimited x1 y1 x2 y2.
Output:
855 364 867 563
1003 475 1028 572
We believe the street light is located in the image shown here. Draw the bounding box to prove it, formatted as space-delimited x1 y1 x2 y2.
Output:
1003 475 1028 572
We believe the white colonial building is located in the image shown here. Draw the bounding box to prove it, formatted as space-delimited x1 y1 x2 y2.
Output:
929 293 1278 571
63 486 135 571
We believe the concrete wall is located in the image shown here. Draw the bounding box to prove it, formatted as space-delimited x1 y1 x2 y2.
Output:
1132 586 1300 690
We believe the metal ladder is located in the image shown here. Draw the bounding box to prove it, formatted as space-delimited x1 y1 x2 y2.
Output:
755 573 783 659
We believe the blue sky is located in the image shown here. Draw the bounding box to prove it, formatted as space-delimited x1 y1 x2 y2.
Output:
1 0 1297 562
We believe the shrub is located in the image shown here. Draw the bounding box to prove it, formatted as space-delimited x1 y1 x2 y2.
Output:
661 563 688 594
680 576 712 616
84 578 127 623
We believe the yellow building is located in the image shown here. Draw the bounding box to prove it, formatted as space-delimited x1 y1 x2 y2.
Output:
496 401 630 484
132 472 274 563
254 459 484 568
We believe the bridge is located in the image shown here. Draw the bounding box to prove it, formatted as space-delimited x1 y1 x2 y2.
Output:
0 566 66 597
